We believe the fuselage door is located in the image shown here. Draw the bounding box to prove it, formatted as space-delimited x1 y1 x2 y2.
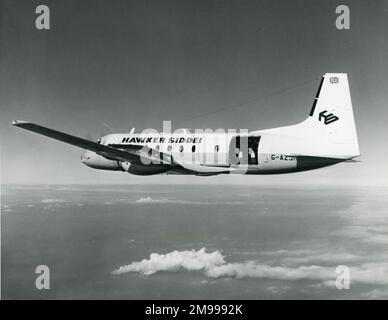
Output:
228 135 260 166
248 136 260 165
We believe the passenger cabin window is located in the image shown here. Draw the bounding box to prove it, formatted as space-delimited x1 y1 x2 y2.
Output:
214 145 219 152
179 145 184 153
167 145 172 152
192 145 196 152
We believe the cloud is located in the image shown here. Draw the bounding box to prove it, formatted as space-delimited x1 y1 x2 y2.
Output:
112 248 224 275
280 252 362 265
133 197 258 205
346 263 388 285
246 249 362 266
1 204 13 214
112 248 388 287
260 249 313 256
134 197 206 205
333 198 388 246
367 234 388 245
135 197 174 204
266 285 290 294
99 196 193 205
339 225 388 245
41 199 66 203
362 288 388 299
112 248 333 281
40 198 68 211
204 262 333 280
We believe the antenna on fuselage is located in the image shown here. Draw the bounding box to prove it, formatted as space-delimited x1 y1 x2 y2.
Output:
129 128 135 134
100 122 113 138
176 77 319 125
176 128 192 134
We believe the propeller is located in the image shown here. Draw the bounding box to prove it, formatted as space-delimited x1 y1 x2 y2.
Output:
83 122 114 142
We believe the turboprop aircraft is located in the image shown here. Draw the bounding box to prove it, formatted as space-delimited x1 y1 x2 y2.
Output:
13 73 360 176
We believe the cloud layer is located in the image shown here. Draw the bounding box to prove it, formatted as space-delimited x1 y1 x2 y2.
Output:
112 248 225 275
135 197 182 204
41 198 66 203
112 248 388 289
112 248 334 281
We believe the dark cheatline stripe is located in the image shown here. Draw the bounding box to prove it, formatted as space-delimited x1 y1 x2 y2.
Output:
315 77 325 98
309 76 325 117
297 156 345 171
309 98 318 116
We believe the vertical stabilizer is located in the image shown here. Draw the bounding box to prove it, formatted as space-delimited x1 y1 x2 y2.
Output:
256 73 360 159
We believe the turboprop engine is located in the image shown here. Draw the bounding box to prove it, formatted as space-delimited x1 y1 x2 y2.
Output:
81 150 121 170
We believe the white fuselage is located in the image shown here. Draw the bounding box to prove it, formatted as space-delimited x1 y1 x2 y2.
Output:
80 131 343 176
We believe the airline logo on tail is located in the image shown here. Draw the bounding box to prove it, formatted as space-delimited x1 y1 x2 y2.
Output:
329 76 339 84
319 110 339 125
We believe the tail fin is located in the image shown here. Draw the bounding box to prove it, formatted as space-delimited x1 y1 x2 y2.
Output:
304 73 359 157
258 73 360 159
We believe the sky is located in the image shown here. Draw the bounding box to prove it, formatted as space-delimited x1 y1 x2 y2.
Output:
0 0 387 185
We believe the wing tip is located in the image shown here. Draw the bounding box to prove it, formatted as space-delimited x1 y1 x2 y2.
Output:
12 120 30 126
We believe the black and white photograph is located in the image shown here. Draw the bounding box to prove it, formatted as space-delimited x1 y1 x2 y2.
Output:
1 0 388 304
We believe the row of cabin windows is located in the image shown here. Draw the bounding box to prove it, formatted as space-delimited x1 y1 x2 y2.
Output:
111 142 253 156
152 145 220 153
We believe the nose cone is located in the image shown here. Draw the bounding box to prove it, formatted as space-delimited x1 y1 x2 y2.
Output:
81 150 93 166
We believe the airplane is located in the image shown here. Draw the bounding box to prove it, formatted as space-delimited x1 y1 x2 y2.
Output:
13 73 360 176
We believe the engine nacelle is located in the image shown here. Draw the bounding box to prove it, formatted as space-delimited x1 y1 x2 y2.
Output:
81 150 121 170
120 161 170 175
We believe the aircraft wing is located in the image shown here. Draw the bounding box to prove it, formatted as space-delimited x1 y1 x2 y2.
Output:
12 120 174 165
